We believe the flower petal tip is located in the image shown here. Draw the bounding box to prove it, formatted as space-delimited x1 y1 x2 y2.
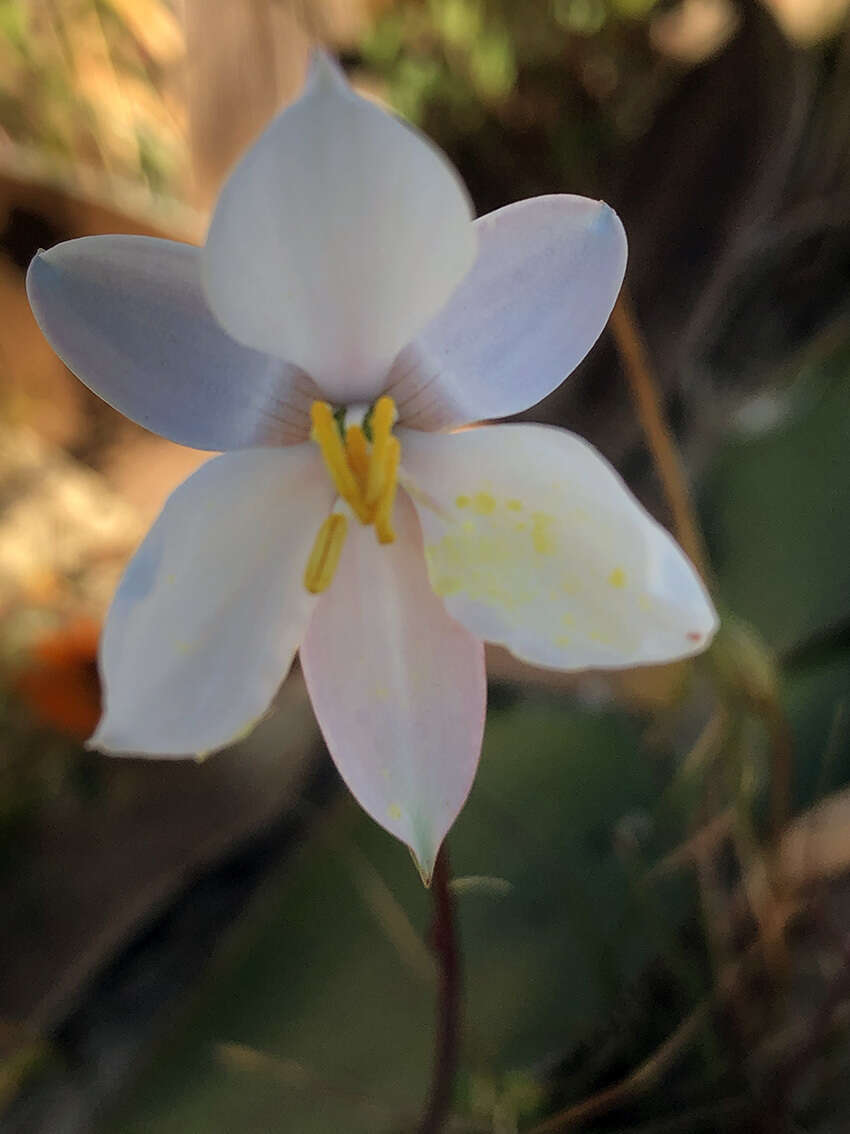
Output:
25 248 54 312
692 603 721 654
410 843 438 889
595 199 622 230
306 47 349 95
594 200 627 272
86 721 124 755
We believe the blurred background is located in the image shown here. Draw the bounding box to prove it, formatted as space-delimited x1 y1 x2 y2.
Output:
1 0 850 1130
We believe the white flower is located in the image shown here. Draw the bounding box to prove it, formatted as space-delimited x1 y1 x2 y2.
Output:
27 52 717 880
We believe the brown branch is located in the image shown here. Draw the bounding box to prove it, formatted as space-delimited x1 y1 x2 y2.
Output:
526 1003 711 1134
609 291 710 583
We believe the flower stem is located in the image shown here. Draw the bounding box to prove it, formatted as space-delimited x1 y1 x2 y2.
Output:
609 290 710 583
418 845 461 1134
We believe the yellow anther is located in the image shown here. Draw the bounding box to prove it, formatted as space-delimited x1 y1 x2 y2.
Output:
374 437 401 544
365 395 397 508
345 424 369 492
304 513 348 594
310 402 371 523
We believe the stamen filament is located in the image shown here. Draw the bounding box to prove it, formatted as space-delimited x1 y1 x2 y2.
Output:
374 437 401 544
311 402 371 523
345 424 370 492
304 512 348 594
365 395 396 508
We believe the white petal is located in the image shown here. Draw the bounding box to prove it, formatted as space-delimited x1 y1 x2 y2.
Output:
386 196 627 429
91 445 332 756
401 425 717 669
300 492 486 881
202 50 476 404
27 236 318 450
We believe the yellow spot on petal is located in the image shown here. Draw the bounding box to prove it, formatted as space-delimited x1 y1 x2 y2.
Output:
473 492 496 515
455 495 470 509
561 612 574 627
506 498 523 511
374 684 389 701
556 635 571 647
608 567 627 589
434 575 462 596
531 512 556 556
638 593 652 611
387 803 403 821
561 578 579 596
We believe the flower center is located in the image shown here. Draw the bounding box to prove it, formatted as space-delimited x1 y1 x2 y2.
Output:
303 396 401 594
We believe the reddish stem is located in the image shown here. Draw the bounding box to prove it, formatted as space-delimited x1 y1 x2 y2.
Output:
418 846 462 1134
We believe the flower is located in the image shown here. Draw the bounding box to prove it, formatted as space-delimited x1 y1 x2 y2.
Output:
27 52 717 881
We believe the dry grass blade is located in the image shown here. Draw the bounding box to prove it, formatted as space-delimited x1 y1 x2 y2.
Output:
609 291 710 583
216 1043 411 1122
526 1003 712 1133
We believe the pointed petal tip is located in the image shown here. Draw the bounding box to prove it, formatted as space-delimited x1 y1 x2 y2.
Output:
84 730 103 754
306 47 349 94
86 718 213 760
692 602 721 653
202 41 475 398
25 245 53 308
411 842 438 888
86 712 152 757
595 198 622 227
86 720 128 756
594 199 627 264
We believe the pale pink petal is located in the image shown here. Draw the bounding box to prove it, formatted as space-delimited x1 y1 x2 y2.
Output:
301 492 486 881
401 425 718 670
386 196 626 430
92 445 332 756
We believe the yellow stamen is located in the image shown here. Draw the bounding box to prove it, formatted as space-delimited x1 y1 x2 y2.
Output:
305 397 401 591
345 424 370 492
365 395 397 508
374 437 401 544
304 513 348 594
310 402 371 523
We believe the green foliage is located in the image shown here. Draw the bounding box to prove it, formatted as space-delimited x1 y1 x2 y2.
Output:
703 346 850 655
106 694 706 1133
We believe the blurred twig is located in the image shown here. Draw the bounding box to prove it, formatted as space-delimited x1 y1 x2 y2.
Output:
526 1003 712 1133
611 1098 750 1133
769 930 850 1114
343 843 435 984
216 1042 411 1122
609 289 710 583
647 807 734 880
